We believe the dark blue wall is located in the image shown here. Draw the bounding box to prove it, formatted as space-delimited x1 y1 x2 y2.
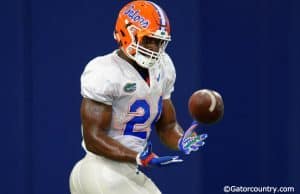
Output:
1 0 299 194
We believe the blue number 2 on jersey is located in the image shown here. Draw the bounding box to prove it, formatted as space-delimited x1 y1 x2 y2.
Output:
124 97 162 139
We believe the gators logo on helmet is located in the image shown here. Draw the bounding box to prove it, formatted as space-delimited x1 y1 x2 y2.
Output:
124 5 150 28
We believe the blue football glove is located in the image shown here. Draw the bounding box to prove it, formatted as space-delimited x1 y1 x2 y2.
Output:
178 121 208 155
136 141 183 167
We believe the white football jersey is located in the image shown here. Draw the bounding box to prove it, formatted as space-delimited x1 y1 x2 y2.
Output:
80 50 176 153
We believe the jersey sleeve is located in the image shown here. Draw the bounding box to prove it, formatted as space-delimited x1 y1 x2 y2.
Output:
80 57 120 105
161 53 176 99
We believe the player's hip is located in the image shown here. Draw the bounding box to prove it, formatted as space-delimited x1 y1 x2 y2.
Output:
70 153 161 194
85 151 137 173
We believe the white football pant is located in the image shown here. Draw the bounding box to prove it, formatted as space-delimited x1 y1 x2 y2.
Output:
69 153 161 194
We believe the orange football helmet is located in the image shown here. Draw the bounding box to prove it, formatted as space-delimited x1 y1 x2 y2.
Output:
114 1 171 68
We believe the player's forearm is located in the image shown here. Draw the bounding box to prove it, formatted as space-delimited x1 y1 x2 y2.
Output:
83 129 138 163
157 122 183 150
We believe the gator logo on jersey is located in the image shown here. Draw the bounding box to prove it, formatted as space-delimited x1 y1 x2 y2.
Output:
124 83 136 93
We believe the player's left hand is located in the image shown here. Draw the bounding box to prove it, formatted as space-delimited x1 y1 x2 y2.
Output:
178 121 208 155
136 141 183 167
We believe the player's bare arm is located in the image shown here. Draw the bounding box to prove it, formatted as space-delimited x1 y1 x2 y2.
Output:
155 99 183 150
81 98 137 163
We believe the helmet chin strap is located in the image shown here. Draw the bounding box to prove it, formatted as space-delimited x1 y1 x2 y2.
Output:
134 52 157 68
126 42 162 69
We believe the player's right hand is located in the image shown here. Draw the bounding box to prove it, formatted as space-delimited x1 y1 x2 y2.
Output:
136 141 183 167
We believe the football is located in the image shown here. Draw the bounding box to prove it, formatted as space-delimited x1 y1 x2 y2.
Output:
188 89 224 124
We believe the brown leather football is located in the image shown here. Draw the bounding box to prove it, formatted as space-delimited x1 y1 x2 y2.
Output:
188 89 224 124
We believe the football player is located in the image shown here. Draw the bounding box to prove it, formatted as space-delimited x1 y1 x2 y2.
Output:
69 1 208 194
